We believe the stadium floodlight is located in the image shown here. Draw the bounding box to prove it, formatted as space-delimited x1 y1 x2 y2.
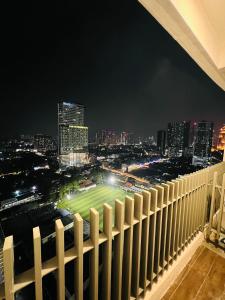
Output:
108 175 116 185
66 194 71 200
15 190 20 197
32 186 37 191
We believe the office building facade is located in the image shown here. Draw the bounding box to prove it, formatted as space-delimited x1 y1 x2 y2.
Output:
193 121 213 165
58 101 88 167
217 124 225 151
157 130 166 155
167 121 190 157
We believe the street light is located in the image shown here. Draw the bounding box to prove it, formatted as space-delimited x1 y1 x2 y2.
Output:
15 190 20 197
32 186 37 192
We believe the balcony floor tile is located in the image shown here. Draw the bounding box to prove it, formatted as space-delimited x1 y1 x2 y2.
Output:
162 245 225 300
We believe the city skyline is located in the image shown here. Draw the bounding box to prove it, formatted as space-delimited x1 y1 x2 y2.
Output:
1 1 225 139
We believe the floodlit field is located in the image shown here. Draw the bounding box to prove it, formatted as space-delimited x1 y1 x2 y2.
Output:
57 184 132 228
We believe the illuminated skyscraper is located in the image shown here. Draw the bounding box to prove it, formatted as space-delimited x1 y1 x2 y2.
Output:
157 130 166 155
217 125 225 151
58 101 88 167
192 121 213 165
95 129 119 145
120 131 129 145
167 121 190 157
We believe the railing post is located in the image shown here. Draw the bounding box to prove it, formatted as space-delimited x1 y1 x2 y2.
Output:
154 185 163 278
202 169 209 228
188 175 195 240
74 213 83 300
3 236 14 300
33 227 43 300
122 196 134 300
131 193 143 298
139 191 150 296
102 204 112 300
147 188 157 285
90 208 99 300
216 173 225 241
161 183 169 273
171 180 179 255
179 178 186 250
208 172 217 238
166 182 174 265
55 219 65 300
113 200 124 300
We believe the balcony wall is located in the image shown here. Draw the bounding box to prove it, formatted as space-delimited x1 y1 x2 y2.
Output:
0 161 225 300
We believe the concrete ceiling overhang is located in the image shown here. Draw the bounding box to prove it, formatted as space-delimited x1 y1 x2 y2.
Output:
139 0 225 91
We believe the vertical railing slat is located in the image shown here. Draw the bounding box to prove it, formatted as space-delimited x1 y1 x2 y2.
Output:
3 236 14 300
179 178 186 249
74 213 83 300
186 175 192 241
33 227 42 300
102 204 112 300
166 182 174 265
203 169 209 227
154 186 163 279
216 173 225 240
161 183 169 273
193 173 198 234
171 180 178 258
113 200 124 300
90 208 99 300
176 179 183 252
131 193 143 298
191 175 196 237
139 191 150 296
183 177 189 244
55 219 65 300
147 188 157 285
208 172 217 235
122 196 134 300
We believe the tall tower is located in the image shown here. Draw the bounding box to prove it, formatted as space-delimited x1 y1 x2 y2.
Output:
157 130 166 155
192 121 213 165
167 121 190 157
58 101 88 167
217 125 225 151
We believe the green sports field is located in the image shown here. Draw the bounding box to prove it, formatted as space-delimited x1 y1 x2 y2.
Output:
57 184 132 228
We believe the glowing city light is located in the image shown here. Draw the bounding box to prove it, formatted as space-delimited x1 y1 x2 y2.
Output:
108 175 116 185
15 190 20 197
217 125 225 151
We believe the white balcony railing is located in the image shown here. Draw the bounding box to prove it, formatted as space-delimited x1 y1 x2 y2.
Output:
0 160 225 300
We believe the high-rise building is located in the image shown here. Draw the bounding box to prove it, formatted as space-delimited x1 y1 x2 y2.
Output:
58 101 88 167
34 134 56 153
157 130 166 155
120 132 129 145
95 129 119 145
217 125 225 151
167 121 190 157
193 121 213 165
127 132 135 145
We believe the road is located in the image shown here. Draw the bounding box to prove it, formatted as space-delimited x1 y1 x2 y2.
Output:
102 165 149 184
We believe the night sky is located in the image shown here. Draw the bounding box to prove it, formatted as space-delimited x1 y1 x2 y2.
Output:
1 0 225 139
